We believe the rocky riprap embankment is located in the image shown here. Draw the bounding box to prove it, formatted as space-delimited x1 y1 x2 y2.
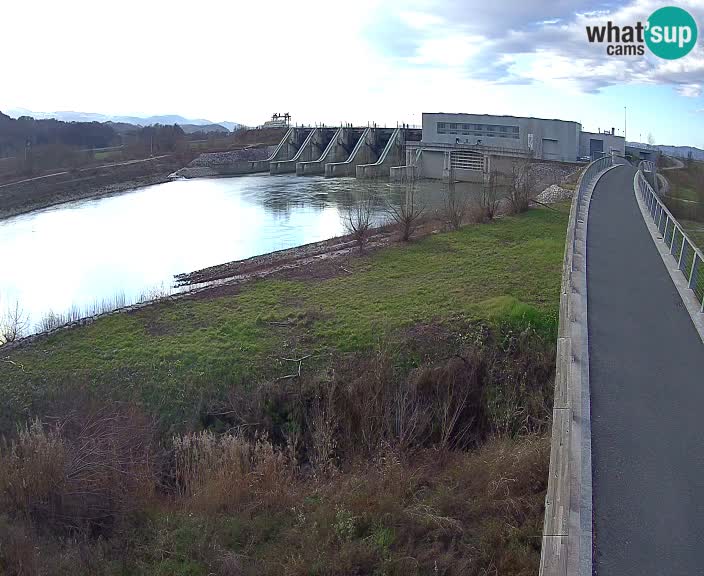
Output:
172 147 275 178
535 184 574 204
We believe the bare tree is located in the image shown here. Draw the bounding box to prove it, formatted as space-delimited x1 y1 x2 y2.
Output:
479 169 501 221
507 159 535 214
343 190 375 252
443 165 468 230
387 182 425 241
1 301 29 344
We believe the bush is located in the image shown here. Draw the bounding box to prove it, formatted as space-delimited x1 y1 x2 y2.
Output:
0 404 156 536
387 183 425 241
173 431 293 513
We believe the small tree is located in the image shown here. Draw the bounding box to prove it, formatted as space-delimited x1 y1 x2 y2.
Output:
343 190 375 252
1 301 29 344
443 166 468 230
479 169 501 221
387 182 425 241
507 159 534 214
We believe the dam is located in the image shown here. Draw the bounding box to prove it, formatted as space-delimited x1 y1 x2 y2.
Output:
173 125 422 180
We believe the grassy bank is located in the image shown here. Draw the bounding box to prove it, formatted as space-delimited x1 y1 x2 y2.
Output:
1 206 567 430
662 159 704 249
0 205 568 575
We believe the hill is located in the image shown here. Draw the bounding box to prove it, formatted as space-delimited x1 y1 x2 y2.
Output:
6 108 241 131
627 141 704 160
179 123 230 134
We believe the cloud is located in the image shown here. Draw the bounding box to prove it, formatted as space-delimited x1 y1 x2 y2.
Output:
366 0 704 96
676 84 702 98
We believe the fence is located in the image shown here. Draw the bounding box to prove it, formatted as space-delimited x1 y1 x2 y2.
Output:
636 162 704 310
540 152 613 576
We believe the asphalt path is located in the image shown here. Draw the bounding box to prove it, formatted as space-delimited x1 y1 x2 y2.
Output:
588 164 704 575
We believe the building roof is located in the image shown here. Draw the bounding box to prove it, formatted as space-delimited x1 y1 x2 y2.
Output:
581 130 625 139
422 112 581 126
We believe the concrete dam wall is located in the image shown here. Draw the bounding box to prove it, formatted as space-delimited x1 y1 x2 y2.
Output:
296 128 365 176
270 128 337 175
356 129 421 179
324 128 397 178
174 125 420 180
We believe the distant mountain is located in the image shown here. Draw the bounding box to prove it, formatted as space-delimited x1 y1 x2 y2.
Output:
5 108 242 131
627 141 704 161
179 123 229 134
218 121 242 131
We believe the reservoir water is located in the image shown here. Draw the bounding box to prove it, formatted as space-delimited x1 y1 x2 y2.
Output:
0 174 453 332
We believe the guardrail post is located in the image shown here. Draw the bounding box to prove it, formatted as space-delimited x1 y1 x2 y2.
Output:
689 254 699 289
679 240 687 271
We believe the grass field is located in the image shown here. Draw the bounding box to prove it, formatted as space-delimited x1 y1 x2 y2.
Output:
663 160 704 249
0 206 568 431
0 206 569 575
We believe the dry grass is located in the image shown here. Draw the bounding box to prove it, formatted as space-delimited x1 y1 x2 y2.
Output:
0 323 554 575
0 403 156 537
173 431 293 514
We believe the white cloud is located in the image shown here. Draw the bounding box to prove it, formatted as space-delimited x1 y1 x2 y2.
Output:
677 84 702 98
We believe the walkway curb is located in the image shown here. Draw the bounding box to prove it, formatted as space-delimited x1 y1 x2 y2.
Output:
540 163 618 576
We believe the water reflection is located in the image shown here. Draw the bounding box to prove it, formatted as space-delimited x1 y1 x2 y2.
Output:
0 174 480 330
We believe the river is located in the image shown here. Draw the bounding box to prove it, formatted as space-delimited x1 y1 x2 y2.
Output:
0 174 459 333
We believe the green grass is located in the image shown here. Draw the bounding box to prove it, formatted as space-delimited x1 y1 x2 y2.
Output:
681 219 704 251
664 160 704 232
0 206 568 429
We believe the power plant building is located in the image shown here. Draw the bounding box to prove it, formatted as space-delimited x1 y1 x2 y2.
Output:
408 112 625 181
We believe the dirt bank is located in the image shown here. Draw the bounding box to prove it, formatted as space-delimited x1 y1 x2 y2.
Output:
0 156 183 220
174 226 400 291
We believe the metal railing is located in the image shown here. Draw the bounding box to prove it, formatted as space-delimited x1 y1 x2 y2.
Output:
636 165 704 311
577 154 614 203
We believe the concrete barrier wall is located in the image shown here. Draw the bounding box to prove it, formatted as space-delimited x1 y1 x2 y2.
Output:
539 158 617 576
270 128 328 175
324 127 374 178
357 128 422 179
250 127 310 173
245 127 294 172
389 165 417 182
297 128 363 176
325 128 395 178
356 128 403 179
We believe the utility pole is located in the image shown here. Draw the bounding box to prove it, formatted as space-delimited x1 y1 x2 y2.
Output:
624 106 627 143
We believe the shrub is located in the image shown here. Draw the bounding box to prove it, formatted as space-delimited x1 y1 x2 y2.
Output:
0 404 156 536
173 430 293 513
343 190 376 251
387 183 425 241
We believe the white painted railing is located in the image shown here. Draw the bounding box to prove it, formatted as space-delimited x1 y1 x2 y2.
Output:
636 164 704 311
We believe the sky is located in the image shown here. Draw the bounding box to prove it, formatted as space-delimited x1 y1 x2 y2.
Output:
1 0 703 147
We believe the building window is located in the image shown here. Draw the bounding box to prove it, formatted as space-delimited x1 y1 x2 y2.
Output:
437 121 519 139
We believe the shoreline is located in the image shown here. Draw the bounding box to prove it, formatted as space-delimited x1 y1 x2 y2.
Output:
0 219 435 352
0 173 174 221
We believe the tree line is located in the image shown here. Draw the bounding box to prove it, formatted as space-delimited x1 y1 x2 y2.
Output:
0 112 211 176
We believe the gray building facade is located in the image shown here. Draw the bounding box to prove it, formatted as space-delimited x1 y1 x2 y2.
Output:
410 112 625 181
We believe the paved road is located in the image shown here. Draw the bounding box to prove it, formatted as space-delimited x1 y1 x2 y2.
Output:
588 164 704 575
